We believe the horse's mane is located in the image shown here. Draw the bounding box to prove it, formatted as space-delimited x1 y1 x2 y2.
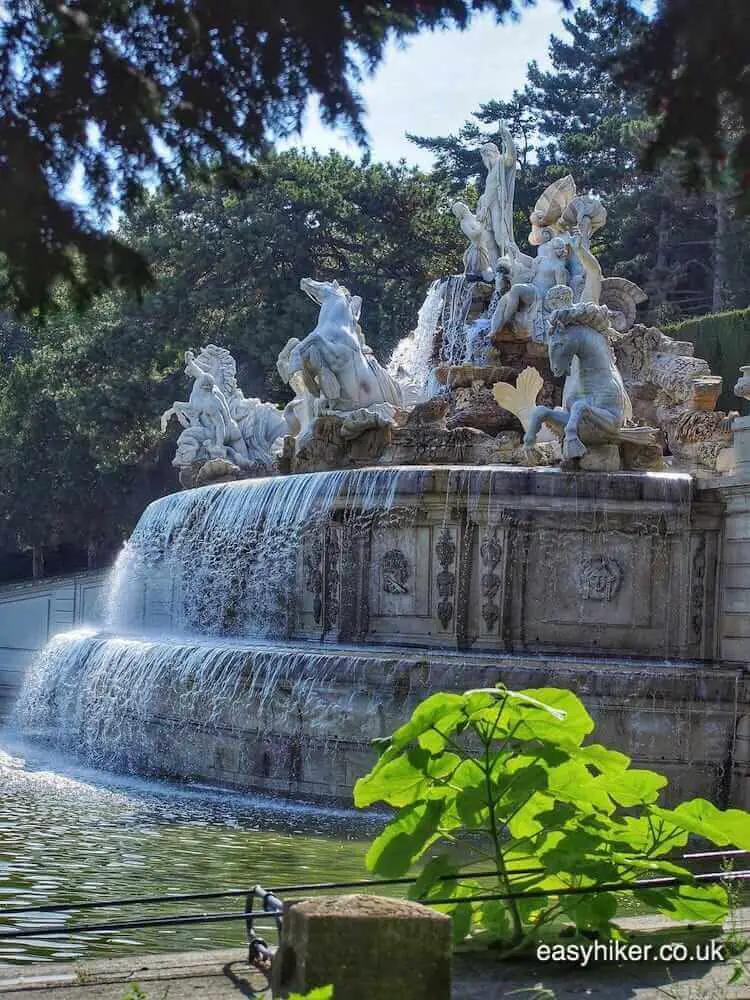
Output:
549 300 612 337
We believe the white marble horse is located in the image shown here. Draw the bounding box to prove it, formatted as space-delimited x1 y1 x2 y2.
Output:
523 299 631 460
285 277 406 413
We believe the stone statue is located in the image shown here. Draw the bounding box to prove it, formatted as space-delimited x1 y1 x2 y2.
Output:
451 201 495 279
185 345 287 466
278 278 410 440
477 126 517 260
523 295 657 461
162 345 286 483
491 242 572 342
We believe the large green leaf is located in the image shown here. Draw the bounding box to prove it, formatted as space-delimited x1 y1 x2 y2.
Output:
632 882 728 924
378 693 467 761
651 800 750 850
353 748 460 808
503 688 594 746
596 767 667 807
365 799 444 877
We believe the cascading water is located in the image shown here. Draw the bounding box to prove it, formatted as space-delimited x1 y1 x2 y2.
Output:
438 274 478 366
387 275 493 395
387 278 444 390
108 467 409 636
14 629 403 778
13 467 426 783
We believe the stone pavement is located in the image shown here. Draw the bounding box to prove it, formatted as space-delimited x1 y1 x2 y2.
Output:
0 946 748 1000
0 911 748 1000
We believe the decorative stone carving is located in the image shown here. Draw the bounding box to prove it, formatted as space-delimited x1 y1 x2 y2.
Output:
304 535 324 625
523 296 660 461
324 528 341 633
575 556 623 602
162 345 286 485
691 536 706 643
480 531 503 631
435 528 456 630
381 549 410 595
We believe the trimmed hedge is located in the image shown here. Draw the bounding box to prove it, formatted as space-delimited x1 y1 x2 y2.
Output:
666 309 750 415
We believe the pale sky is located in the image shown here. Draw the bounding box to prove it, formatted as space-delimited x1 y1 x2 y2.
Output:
68 1 566 209
285 1 565 169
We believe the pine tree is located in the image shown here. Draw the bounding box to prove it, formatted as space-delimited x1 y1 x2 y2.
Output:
409 0 733 320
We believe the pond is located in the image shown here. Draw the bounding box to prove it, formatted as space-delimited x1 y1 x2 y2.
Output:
0 735 381 967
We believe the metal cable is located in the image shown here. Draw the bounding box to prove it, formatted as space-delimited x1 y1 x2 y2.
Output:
2 849 746 918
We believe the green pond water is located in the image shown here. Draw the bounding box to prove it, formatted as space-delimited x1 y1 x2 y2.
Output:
0 736 381 967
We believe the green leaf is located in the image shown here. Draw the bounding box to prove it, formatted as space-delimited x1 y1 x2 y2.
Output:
576 743 631 774
632 882 728 924
504 688 594 746
560 891 618 930
379 693 466 760
597 767 667 807
476 899 511 939
365 800 444 877
410 854 457 900
651 800 750 850
353 748 460 808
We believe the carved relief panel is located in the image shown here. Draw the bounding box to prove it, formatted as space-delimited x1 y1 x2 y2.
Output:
299 523 343 635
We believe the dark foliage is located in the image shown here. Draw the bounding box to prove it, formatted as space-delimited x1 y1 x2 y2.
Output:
615 0 750 207
0 0 556 313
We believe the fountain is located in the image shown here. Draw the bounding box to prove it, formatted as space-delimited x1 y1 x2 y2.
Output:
13 128 750 809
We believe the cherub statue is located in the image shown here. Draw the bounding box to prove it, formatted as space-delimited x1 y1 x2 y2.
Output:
490 235 572 341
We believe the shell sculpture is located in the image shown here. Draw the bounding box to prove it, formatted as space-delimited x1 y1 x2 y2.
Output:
599 278 648 333
493 366 544 431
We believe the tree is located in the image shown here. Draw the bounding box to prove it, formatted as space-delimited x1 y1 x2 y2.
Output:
0 150 461 572
615 0 750 210
0 0 556 314
409 0 743 321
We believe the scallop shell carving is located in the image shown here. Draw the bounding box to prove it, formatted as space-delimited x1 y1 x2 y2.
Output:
599 278 647 332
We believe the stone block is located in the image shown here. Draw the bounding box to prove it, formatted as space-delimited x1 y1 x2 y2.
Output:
270 894 451 1000
578 444 621 472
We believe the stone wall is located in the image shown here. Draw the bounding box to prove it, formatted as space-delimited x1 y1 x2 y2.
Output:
133 469 723 663
0 569 108 713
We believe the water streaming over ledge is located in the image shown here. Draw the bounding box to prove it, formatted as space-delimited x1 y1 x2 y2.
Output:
108 466 417 636
14 467 433 772
12 464 720 804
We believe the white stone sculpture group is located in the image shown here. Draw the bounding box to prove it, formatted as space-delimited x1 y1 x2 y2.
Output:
164 278 418 482
162 119 739 479
161 345 287 482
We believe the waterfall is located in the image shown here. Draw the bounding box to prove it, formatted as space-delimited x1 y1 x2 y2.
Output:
107 467 411 638
13 630 403 773
387 279 445 391
439 275 475 366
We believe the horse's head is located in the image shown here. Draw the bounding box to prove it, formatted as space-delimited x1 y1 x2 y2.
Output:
547 298 613 378
548 323 575 378
300 277 362 323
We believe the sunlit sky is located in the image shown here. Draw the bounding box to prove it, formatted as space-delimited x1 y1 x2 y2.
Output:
283 2 565 169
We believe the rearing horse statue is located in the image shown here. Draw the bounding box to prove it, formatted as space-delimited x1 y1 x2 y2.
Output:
283 278 406 414
524 298 632 460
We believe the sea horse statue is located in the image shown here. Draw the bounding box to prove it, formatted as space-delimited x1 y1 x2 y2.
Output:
523 294 658 460
278 277 415 441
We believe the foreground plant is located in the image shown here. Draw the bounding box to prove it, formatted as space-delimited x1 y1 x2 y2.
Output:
354 686 750 953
